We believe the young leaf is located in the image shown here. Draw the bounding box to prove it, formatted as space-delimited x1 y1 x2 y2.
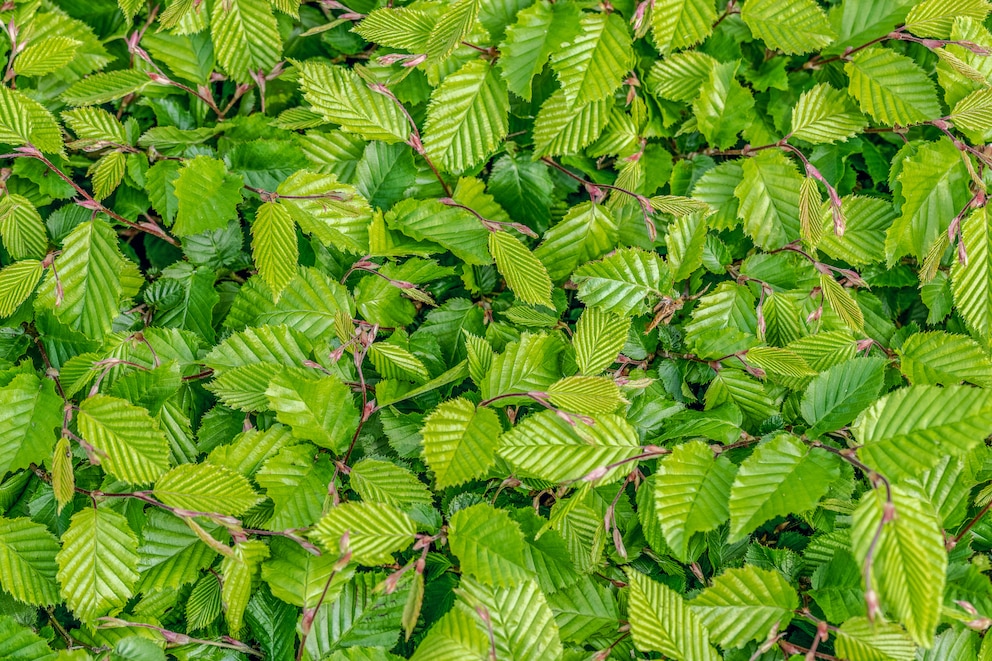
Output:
740 0 836 54
691 565 798 648
845 47 942 126
488 230 553 308
173 156 244 237
251 202 298 302
153 463 262 516
551 13 632 104
210 0 282 83
447 502 533 587
651 0 716 54
312 502 417 565
421 397 501 488
573 306 630 375
0 517 60 607
790 83 867 144
625 569 721 660
77 394 172 485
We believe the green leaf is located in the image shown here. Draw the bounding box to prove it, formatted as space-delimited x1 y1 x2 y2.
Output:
535 201 617 283
265 369 360 453
571 247 670 315
734 149 803 250
905 0 990 38
354 7 435 51
546 375 623 414
728 433 841 541
801 357 886 437
77 394 172 485
0 373 61 477
499 0 581 100
0 616 57 660
851 485 946 646
56 507 139 623
172 156 244 237
499 411 640 483
423 59 509 173
14 36 80 77
251 202 297 302
0 517 60 606
448 502 533 586
692 61 755 150
0 195 47 262
61 69 151 106
690 565 798 648
817 196 897 266
845 47 942 126
0 86 63 154
646 50 717 102
299 61 409 143
89 150 126 201
262 538 350 608
480 332 564 404
411 607 489 661
256 444 336 529
855 385 992 479
457 576 563 660
221 539 269 631
153 463 262 516
137 509 221 592
0 259 43 317
426 0 480 63
651 0 716 54
898 331 992 387
573 306 630 375
421 397 501 488
386 198 491 265
834 617 917 661
312 501 417 565
953 207 992 337
210 0 282 83
625 569 721 661
551 12 632 104
349 458 433 509
488 230 553 307
532 89 611 157
791 83 867 144
887 138 971 263
740 0 835 54
654 440 735 561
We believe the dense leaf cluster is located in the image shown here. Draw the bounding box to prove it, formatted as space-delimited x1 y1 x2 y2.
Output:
4 0 992 659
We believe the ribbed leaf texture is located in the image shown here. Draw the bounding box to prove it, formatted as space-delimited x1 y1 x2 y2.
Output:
447 503 533 587
626 569 721 660
691 565 798 648
845 47 942 126
312 501 417 565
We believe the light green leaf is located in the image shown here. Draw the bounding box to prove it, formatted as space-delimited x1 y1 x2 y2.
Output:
851 485 946 646
654 440 735 561
0 373 61 477
667 211 708 282
77 394 172 485
845 47 942 126
817 196 897 266
834 617 917 661
61 69 151 106
690 565 798 648
211 0 282 83
728 433 841 541
265 369 360 453
480 332 564 404
426 0 479 63
299 61 410 143
448 502 533 587
256 444 335 529
0 517 60 606
646 50 717 102
551 12 632 104
488 230 553 307
354 7 435 51
573 306 630 375
312 501 417 565
349 458 433 509
0 86 63 154
14 36 80 77
457 576 563 660
855 384 992 479
499 0 581 100
0 194 47 260
0 259 43 317
221 539 268 631
741 0 835 54
801 357 886 437
693 61 754 150
571 247 670 315
651 0 716 54
898 331 992 387
791 83 867 144
499 411 640 483
819 272 865 332
546 375 623 414
625 569 721 661
421 397 501 488
56 507 139 623
535 201 618 283
173 156 244 237
423 59 509 173
252 202 298 302
734 149 803 250
89 150 126 201
953 207 992 338
153 463 262 516
905 0 990 38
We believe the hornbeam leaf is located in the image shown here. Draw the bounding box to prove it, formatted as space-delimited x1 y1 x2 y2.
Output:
299 61 410 143
646 50 717 102
56 507 140 623
851 485 946 646
211 0 282 83
422 59 509 173
488 230 553 307
355 7 436 52
855 385 992 479
654 440 735 561
898 331 992 387
905 0 991 38
153 463 262 516
693 61 754 150
251 202 298 302
571 247 671 316
740 0 836 54
0 195 47 261
791 83 867 144
0 616 56 660
551 13 633 104
0 517 60 606
312 501 417 565
61 69 152 106
834 617 917 661
0 373 61 477
651 0 716 54
448 502 533 586
728 433 841 541
734 150 803 250
845 47 942 126
256 444 336 529
221 539 269 631
499 0 581 100
173 156 245 237
13 36 80 77
625 569 721 660
0 86 64 154
499 411 640 483
953 207 992 337
458 576 563 659
77 394 172 485
534 201 618 283
801 357 886 438
532 89 611 157
691 565 798 648
265 369 360 452
421 397 501 488
819 272 864 332
0 259 43 317
573 306 630 375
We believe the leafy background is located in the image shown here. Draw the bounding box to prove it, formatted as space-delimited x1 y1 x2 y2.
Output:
2 0 992 659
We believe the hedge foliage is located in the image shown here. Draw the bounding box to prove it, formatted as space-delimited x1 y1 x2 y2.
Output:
3 0 992 659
